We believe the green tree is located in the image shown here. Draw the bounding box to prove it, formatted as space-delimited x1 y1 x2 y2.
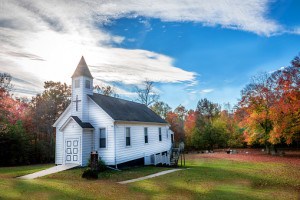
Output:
0 121 31 166
30 81 71 162
150 101 171 119
196 98 220 123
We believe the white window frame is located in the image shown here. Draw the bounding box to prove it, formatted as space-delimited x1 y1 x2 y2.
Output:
99 128 107 149
125 127 131 147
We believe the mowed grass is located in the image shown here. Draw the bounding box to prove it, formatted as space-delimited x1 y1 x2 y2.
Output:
0 164 54 178
45 165 172 182
0 154 299 200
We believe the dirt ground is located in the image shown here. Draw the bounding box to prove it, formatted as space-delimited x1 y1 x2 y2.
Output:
187 148 300 166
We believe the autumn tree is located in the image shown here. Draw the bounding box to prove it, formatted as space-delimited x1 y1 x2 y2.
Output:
0 74 33 166
30 81 71 162
268 54 300 145
135 80 159 106
236 72 278 153
150 101 171 119
166 105 187 143
184 110 198 148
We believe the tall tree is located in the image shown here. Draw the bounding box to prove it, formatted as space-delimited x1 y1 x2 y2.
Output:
135 80 159 106
0 73 13 92
219 110 245 148
30 81 71 162
94 84 118 97
150 101 171 119
184 109 198 147
236 73 276 152
196 98 220 123
167 105 186 142
268 54 300 145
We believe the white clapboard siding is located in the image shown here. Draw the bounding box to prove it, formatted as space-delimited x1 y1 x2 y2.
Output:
82 130 93 166
62 119 83 165
88 98 115 165
55 106 72 165
115 124 172 164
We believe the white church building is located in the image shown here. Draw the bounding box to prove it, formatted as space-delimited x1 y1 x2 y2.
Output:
53 57 173 167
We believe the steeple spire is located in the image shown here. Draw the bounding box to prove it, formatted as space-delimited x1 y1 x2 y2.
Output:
71 56 93 78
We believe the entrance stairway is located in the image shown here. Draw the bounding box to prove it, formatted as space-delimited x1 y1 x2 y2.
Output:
170 142 185 167
170 148 180 166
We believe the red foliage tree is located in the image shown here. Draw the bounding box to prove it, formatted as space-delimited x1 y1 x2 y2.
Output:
269 55 300 144
184 110 198 147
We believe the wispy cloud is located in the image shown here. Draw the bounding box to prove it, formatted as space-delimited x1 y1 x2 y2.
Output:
200 89 214 94
0 0 198 97
96 0 283 36
0 0 294 98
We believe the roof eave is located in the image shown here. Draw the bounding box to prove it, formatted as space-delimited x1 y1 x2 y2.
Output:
114 120 168 125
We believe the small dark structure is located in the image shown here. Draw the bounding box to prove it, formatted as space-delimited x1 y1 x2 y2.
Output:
90 151 98 171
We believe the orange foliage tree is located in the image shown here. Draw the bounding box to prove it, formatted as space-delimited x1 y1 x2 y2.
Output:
269 55 300 145
236 73 276 151
184 110 198 147
236 54 300 150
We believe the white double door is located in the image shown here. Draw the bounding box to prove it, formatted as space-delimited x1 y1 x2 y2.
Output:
65 138 80 164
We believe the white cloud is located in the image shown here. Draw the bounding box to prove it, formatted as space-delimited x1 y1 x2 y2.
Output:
0 0 198 97
0 0 291 97
96 0 282 36
200 89 214 94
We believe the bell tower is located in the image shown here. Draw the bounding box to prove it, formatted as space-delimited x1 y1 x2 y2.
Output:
71 56 93 121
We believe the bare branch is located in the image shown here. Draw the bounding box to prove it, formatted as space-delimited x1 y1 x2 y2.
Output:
135 80 159 106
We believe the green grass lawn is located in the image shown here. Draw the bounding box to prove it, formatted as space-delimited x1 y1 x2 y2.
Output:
0 154 299 200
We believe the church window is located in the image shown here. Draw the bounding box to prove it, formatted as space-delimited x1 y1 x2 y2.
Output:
99 128 106 148
75 79 80 88
159 127 162 141
126 127 131 146
144 127 148 144
85 80 90 89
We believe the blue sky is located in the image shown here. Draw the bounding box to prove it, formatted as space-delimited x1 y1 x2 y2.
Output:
0 0 300 110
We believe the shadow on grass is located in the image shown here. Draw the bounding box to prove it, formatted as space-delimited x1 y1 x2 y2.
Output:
129 160 299 200
11 179 88 200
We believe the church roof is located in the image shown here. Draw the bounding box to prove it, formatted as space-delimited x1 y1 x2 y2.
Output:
58 115 94 131
71 56 93 78
71 116 94 128
88 93 167 124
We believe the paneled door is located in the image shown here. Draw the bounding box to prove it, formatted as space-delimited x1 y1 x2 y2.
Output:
65 138 80 164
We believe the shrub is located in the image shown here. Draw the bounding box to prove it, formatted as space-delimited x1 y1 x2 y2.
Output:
98 159 106 172
82 168 98 179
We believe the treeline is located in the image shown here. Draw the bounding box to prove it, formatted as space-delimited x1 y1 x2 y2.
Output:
0 53 299 165
152 100 245 151
0 77 70 166
152 53 300 152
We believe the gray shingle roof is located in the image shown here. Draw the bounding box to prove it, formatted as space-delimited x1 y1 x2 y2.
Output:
71 56 93 78
71 116 94 128
88 93 167 124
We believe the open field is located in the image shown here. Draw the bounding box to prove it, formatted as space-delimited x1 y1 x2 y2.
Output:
0 150 299 200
